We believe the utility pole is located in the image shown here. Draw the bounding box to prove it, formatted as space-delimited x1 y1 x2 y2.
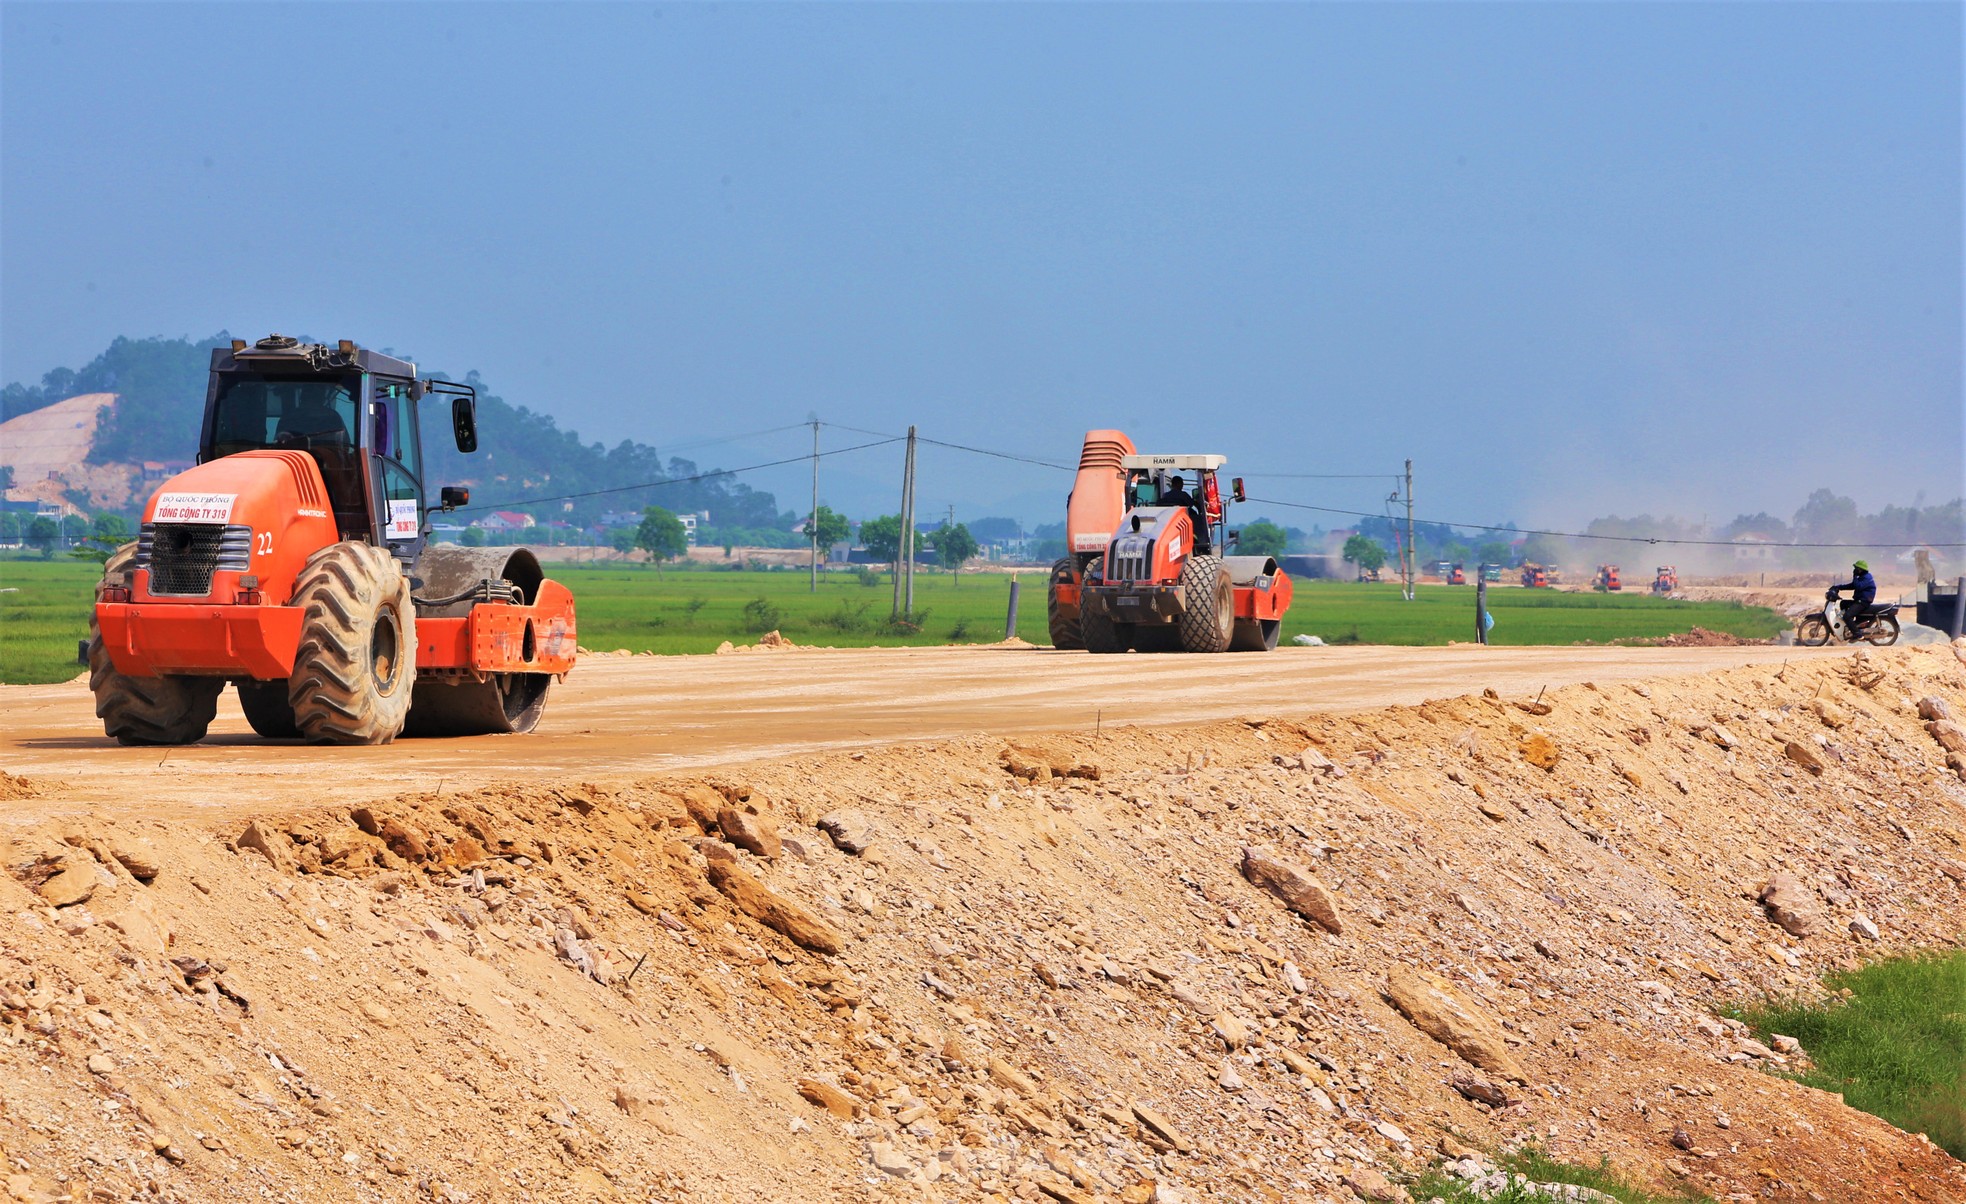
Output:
809 420 820 592
1403 458 1416 602
903 426 918 618
892 425 917 618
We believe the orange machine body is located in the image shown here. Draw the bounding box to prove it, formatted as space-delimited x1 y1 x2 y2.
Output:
1521 564 1549 588
95 452 575 681
1052 429 1137 613
1064 430 1136 558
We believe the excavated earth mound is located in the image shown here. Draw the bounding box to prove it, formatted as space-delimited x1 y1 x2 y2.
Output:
3 648 1965 1203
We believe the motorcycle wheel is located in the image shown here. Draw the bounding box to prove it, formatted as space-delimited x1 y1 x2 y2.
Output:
1796 615 1831 647
1863 615 1900 647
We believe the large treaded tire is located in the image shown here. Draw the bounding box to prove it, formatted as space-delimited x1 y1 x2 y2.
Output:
89 542 223 745
237 681 301 739
1176 555 1234 653
1047 557 1083 650
1081 604 1127 654
288 542 416 745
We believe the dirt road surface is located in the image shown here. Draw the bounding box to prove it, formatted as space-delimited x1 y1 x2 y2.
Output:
3 643 1831 820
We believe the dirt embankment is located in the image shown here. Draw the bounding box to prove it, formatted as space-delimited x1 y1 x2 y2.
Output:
4 648 1966 1204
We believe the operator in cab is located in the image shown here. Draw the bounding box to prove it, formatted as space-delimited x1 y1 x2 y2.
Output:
1158 475 1211 553
1829 560 1878 628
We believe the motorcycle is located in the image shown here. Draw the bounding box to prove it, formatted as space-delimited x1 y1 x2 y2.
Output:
1796 592 1900 647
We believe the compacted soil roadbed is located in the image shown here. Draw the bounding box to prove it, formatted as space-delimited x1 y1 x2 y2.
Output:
1 643 1827 819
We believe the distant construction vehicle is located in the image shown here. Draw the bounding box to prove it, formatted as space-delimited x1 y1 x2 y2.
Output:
1446 562 1467 585
1520 563 1549 588
87 335 576 745
1593 565 1623 592
1652 566 1679 595
1047 435 1293 652
1479 563 1504 583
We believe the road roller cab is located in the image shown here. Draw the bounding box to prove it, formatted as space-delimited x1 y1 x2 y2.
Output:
88 334 576 746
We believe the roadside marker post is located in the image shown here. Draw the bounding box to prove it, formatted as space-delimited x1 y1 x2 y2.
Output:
1004 578 1022 641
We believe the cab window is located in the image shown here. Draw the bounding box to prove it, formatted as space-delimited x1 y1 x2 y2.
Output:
208 376 356 457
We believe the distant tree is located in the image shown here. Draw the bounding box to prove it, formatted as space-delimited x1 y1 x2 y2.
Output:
636 506 688 567
0 466 12 493
1341 533 1386 576
804 505 850 551
26 516 59 558
928 523 978 581
859 514 903 565
966 516 1023 543
1476 541 1513 567
1714 513 1783 540
69 513 132 564
461 525 488 547
608 527 637 555
1792 489 1860 543
1237 519 1288 559
0 513 19 544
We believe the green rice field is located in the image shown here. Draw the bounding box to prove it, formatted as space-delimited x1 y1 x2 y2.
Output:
0 557 1786 686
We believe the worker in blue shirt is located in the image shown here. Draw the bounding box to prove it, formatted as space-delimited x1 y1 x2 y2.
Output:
1828 560 1879 630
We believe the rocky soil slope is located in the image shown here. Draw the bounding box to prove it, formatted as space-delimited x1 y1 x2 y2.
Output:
5 646 1966 1204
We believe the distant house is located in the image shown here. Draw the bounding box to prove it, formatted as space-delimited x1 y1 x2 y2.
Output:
140 460 193 482
1730 533 1781 564
476 510 536 532
598 510 641 528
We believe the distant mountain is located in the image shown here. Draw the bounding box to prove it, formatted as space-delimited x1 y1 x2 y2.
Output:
1 335 789 528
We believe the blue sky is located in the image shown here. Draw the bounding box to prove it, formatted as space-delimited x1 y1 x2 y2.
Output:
3 2 1959 529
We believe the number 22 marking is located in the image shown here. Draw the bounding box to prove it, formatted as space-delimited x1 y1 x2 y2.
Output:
256 533 274 556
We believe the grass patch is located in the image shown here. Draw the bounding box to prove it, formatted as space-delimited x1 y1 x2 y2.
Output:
0 559 97 686
1412 1145 1709 1203
1288 582 1786 647
0 562 1787 685
1728 951 1966 1159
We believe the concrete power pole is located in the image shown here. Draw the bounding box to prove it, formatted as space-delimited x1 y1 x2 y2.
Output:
1403 459 1416 602
809 420 820 593
903 427 919 618
892 426 918 619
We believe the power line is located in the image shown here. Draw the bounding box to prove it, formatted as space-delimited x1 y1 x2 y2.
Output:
454 437 904 514
915 436 1073 472
818 421 1073 471
1242 495 1966 550
1242 472 1404 480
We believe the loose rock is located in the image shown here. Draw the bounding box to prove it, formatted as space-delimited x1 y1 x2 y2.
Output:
1239 846 1343 934
704 850 844 954
816 811 876 855
1384 966 1528 1082
1758 873 1823 937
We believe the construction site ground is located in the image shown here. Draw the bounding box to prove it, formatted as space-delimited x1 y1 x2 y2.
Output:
4 641 1965 1204
4 645 1822 817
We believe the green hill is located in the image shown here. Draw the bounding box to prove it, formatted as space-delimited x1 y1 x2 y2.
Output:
2 335 789 530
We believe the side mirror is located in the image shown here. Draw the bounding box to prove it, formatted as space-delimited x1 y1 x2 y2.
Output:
452 396 478 453
1228 530 1240 548
440 486 470 512
1231 477 1246 503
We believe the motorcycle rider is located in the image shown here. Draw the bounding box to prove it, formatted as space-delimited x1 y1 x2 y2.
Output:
1828 560 1879 632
